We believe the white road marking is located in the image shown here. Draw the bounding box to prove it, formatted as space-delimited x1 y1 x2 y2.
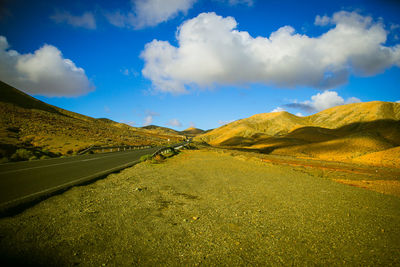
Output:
0 159 142 209
81 158 103 162
0 151 146 175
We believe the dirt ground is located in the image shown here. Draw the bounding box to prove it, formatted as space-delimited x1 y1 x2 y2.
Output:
1 149 399 266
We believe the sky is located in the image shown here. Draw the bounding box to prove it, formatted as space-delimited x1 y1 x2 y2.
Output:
0 0 399 130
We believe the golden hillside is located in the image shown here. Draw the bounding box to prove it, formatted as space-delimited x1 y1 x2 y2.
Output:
180 127 205 136
309 101 400 128
142 125 182 137
0 81 183 160
195 101 400 167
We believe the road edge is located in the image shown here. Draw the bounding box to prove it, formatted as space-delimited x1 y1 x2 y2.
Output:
0 159 142 217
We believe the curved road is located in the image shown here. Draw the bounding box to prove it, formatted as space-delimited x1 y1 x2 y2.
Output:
0 147 159 214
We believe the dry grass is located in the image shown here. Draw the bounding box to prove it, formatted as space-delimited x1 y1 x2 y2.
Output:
195 102 400 168
334 179 400 197
1 150 399 265
0 81 183 159
180 127 205 136
352 146 400 168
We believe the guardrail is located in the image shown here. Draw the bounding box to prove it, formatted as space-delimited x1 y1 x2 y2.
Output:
151 142 185 157
79 138 192 155
78 145 153 155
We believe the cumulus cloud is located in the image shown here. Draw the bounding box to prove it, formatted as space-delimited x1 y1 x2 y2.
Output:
50 11 96 29
0 36 93 96
396 100 400 103
270 107 286 113
296 112 304 117
166 118 182 127
105 0 195 29
141 11 400 94
285 90 361 113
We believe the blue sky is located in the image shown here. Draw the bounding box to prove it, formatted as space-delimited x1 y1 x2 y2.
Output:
0 0 399 130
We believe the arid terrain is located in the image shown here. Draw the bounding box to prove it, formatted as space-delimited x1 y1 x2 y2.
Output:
1 80 400 266
1 149 399 266
195 101 400 168
0 81 186 161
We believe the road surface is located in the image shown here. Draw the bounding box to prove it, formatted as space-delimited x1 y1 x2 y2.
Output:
0 147 159 214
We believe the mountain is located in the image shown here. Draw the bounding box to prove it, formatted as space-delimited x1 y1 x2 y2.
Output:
195 101 400 168
142 125 181 136
180 127 205 136
0 81 183 160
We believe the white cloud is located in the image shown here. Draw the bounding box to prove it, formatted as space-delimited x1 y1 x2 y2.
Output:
314 15 330 26
50 11 96 29
142 111 159 126
285 90 361 112
121 68 139 77
143 115 153 126
271 107 286 113
296 112 304 117
0 36 94 96
141 11 400 94
166 118 182 127
105 0 196 29
396 100 400 103
218 119 234 125
120 120 136 126
220 0 254 6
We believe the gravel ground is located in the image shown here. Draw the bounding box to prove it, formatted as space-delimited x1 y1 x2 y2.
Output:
0 150 399 266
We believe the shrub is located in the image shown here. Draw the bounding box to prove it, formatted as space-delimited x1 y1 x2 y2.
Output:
0 157 9 164
140 154 152 162
11 149 34 161
29 155 38 161
40 155 50 160
151 153 165 164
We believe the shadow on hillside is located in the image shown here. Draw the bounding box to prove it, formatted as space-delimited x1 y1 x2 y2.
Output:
0 80 63 115
219 119 400 155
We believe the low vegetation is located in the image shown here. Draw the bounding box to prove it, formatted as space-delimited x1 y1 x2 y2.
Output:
195 101 400 168
139 154 153 162
0 81 185 162
1 150 399 265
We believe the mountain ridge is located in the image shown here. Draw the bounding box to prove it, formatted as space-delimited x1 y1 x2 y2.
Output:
195 101 400 168
0 80 183 160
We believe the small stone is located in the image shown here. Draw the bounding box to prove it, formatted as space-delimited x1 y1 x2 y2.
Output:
192 216 199 220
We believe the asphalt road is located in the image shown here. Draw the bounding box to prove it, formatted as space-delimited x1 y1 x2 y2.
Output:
0 147 159 213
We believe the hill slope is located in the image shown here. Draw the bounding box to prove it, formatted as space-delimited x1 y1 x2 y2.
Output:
180 127 205 136
0 81 183 160
195 101 400 167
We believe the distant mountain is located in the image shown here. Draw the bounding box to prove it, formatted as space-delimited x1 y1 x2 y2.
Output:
0 80 183 160
195 101 400 168
180 127 204 136
142 125 181 136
